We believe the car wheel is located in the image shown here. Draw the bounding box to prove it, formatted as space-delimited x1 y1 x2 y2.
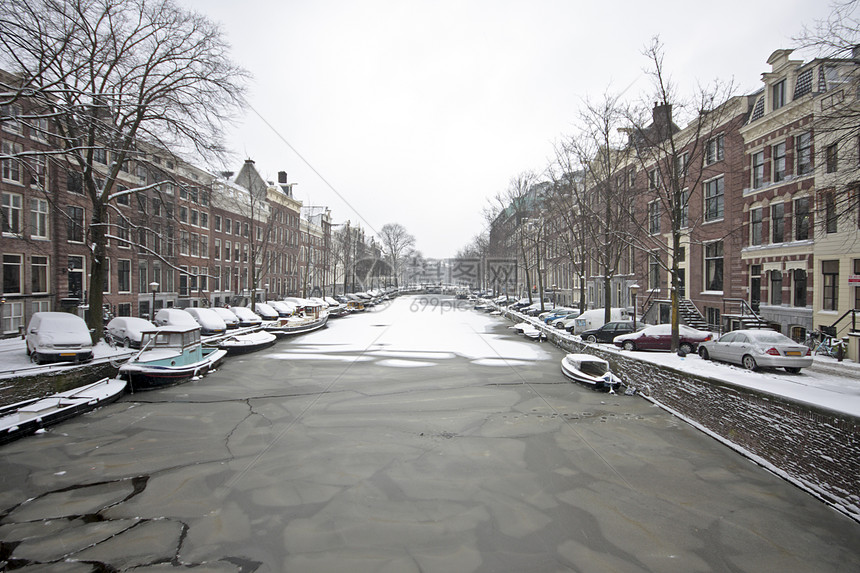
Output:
742 355 757 371
586 335 597 343
679 343 693 355
33 353 43 365
623 341 635 351
699 347 710 360
785 367 802 374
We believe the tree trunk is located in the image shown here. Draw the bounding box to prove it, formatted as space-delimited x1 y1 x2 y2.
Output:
86 203 107 344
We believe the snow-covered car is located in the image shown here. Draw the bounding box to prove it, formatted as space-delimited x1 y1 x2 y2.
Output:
211 307 240 329
614 324 712 353
153 308 198 329
267 300 296 317
230 306 263 327
106 316 155 348
553 313 582 330
254 302 279 321
26 312 94 365
698 329 813 373
184 307 227 336
580 321 640 343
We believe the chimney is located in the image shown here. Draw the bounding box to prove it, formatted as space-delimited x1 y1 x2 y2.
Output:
652 102 673 140
220 171 234 179
278 171 288 184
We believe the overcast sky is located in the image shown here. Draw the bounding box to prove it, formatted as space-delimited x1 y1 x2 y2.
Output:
180 0 833 259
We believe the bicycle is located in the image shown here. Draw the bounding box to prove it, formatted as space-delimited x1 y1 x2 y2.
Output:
804 331 837 357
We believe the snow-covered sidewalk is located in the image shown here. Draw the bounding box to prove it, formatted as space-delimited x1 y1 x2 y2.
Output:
507 310 860 418
0 336 133 381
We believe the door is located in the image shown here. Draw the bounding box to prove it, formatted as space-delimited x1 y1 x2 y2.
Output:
751 277 761 312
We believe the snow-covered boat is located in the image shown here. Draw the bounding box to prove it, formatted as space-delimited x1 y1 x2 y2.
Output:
118 325 227 391
0 377 126 445
560 353 621 390
264 314 328 335
510 322 546 340
216 330 277 355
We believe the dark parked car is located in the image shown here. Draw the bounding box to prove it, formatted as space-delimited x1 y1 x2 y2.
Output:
613 324 713 353
580 321 640 343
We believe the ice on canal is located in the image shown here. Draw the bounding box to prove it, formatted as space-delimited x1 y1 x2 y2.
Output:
1 296 858 572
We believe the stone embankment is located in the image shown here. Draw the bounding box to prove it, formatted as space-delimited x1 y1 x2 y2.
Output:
501 307 860 523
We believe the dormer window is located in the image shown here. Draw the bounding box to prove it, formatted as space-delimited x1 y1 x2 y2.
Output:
772 80 786 111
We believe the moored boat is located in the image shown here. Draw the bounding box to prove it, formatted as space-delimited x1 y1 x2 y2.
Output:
560 353 621 390
264 313 328 336
118 325 227 391
0 377 127 445
216 330 277 355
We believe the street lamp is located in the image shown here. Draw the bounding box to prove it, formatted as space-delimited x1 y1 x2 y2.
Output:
149 281 159 320
264 283 269 302
630 283 640 330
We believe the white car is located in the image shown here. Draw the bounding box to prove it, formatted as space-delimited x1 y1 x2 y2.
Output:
230 306 263 327
106 316 155 348
211 307 240 329
26 312 94 365
154 308 199 329
254 302 280 321
184 308 227 336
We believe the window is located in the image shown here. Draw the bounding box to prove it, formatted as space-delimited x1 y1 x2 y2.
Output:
751 151 765 189
214 214 221 232
243 222 249 237
117 216 130 247
180 230 189 255
797 132 813 175
116 185 129 206
826 143 838 173
67 171 83 194
234 220 240 235
1 103 23 134
648 168 660 190
243 243 248 262
771 203 784 243
2 192 22 234
773 143 786 183
648 251 661 290
855 260 860 313
200 235 209 258
706 307 720 329
190 209 199 226
93 148 107 164
201 266 208 292
225 218 232 235
794 197 809 240
214 238 221 260
118 259 131 293
136 193 147 213
200 212 208 229
117 303 131 317
225 240 231 263
750 208 763 246
772 80 786 110
824 191 837 234
212 265 220 292
1 141 23 183
770 270 782 305
139 260 148 294
704 177 724 221
179 205 188 223
3 254 22 293
822 260 839 311
66 206 84 242
793 269 807 307
648 201 660 234
29 156 46 188
704 241 723 292
190 232 199 257
706 134 724 165
2 301 23 334
31 255 48 293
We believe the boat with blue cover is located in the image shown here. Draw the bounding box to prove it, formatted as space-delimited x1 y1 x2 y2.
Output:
118 325 227 391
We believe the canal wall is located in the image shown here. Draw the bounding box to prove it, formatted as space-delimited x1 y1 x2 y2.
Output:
503 308 860 523
0 361 120 405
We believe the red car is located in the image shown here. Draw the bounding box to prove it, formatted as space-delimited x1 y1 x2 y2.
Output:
613 324 713 353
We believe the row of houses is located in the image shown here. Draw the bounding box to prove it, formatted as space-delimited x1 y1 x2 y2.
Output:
486 48 860 361
1 67 376 334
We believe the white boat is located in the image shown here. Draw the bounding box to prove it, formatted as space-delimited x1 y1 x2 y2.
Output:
510 322 546 340
0 377 126 445
560 353 621 390
216 330 277 355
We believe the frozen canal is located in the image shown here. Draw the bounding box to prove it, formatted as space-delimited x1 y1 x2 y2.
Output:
1 296 858 572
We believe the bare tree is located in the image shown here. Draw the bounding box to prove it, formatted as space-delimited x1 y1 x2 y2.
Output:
0 0 248 340
378 223 415 288
564 90 636 323
625 37 735 350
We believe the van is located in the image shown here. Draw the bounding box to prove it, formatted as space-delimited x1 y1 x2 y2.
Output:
26 312 94 365
571 308 630 335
